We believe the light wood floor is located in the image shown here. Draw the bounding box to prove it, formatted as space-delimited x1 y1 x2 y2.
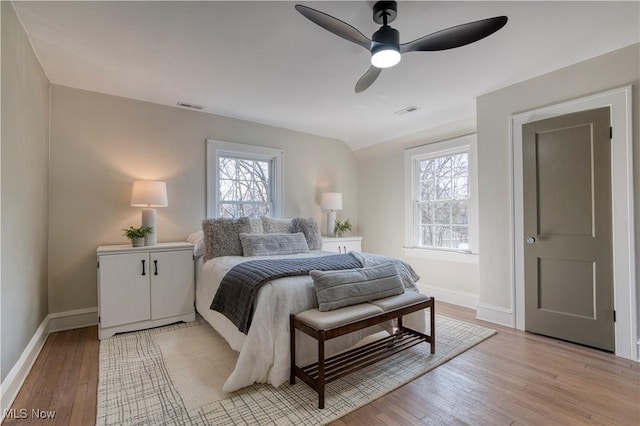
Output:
3 303 639 425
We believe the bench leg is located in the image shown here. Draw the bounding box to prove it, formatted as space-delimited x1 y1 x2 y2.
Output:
318 332 325 409
430 298 436 354
289 314 296 385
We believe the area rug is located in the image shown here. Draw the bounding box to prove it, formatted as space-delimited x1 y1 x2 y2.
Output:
97 314 495 425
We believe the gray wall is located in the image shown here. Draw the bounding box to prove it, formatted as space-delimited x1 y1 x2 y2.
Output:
1 2 51 381
476 44 639 322
48 85 358 313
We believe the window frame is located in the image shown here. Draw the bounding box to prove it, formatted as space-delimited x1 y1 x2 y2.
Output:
404 134 479 262
206 139 283 218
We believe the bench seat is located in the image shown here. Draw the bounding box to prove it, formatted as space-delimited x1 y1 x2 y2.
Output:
290 292 435 408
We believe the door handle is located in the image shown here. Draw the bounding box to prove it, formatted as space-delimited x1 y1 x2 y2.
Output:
526 236 536 244
154 260 158 276
141 259 146 276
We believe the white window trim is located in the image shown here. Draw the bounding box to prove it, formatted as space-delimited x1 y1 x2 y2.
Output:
206 139 283 218
404 134 479 262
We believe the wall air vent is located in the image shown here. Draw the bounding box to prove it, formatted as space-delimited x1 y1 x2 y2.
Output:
176 101 205 110
394 105 420 116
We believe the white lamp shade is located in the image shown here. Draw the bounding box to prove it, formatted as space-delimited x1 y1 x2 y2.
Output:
130 181 168 207
320 192 343 211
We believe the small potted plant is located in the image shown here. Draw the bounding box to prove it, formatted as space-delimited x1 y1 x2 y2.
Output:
122 226 153 247
334 219 352 237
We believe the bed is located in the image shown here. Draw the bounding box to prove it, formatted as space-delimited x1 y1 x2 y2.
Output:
191 219 426 392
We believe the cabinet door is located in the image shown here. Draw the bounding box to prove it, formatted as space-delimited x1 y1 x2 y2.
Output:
150 250 194 319
321 241 341 253
99 253 150 328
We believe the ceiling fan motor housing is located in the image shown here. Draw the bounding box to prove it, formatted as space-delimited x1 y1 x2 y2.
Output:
371 26 401 68
371 25 400 54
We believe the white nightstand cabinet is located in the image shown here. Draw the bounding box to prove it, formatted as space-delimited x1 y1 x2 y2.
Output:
97 242 195 339
322 236 363 254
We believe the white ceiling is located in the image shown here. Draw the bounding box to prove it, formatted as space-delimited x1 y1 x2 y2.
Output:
13 1 640 150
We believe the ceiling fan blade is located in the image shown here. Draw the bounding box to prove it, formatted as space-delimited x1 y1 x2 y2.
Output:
295 4 371 50
355 66 382 93
400 16 508 53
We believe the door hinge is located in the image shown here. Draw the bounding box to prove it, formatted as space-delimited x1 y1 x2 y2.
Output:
97 261 99 269
613 310 616 322
610 126 613 139
98 316 101 323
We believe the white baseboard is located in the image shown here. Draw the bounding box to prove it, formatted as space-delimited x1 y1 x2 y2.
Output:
1 315 50 420
49 307 98 333
636 339 640 363
417 285 479 310
476 302 515 327
0 306 99 421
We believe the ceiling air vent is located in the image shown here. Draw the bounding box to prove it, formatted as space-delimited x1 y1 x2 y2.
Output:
394 105 420 116
176 101 205 110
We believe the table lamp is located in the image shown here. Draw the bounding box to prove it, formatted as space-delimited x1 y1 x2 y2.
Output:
130 180 168 246
320 192 342 237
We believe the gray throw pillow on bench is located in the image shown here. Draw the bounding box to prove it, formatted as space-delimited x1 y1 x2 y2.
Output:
310 262 405 312
239 232 309 256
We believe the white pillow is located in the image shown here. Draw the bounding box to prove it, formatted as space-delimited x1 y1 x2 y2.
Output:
186 230 205 258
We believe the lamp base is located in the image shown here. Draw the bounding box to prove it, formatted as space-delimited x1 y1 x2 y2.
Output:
326 210 337 237
141 208 157 246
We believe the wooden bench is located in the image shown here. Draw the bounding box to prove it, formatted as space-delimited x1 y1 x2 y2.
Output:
289 292 435 409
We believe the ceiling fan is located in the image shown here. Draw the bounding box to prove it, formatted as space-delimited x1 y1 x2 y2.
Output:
295 1 508 93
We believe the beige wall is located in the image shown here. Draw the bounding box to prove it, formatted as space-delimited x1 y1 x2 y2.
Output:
476 44 639 321
355 118 479 301
48 85 358 313
1 2 50 381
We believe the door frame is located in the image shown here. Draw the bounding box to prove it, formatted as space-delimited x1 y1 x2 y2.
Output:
510 85 636 360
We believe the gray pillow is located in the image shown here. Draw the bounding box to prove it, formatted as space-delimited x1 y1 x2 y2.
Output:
311 263 405 312
202 217 252 260
290 217 322 250
239 232 309 257
261 216 292 233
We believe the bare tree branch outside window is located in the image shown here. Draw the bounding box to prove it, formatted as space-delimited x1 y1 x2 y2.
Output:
218 156 272 218
416 152 469 249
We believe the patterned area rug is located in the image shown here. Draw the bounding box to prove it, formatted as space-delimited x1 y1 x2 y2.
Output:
97 314 495 425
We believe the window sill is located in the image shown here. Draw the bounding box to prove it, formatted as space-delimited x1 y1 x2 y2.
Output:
402 248 479 264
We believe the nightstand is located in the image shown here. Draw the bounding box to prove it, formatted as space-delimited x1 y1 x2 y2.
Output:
321 236 363 253
96 242 195 339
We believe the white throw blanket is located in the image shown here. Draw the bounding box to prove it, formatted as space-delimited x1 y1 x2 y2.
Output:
195 251 425 392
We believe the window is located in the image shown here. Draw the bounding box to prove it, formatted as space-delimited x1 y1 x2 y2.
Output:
404 134 478 259
206 140 283 218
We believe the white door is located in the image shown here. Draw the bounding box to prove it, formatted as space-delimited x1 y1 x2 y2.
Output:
150 250 194 320
99 253 151 328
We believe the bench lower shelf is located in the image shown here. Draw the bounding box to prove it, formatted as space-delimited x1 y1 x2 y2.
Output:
296 327 429 384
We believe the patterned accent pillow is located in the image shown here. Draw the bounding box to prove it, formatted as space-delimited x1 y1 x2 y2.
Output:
202 217 252 260
290 217 322 250
239 232 309 257
261 216 292 233
311 263 405 312
248 218 264 234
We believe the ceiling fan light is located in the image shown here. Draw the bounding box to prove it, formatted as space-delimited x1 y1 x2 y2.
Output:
371 47 401 68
